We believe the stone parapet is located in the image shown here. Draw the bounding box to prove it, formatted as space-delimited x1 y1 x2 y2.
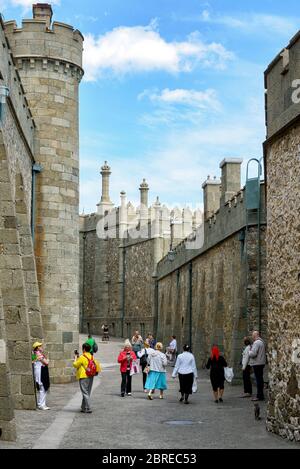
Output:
4 19 83 69
265 30 300 139
157 183 266 280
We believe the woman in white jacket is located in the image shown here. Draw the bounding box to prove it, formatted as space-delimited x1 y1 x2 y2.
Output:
241 337 253 398
145 343 168 400
172 345 198 404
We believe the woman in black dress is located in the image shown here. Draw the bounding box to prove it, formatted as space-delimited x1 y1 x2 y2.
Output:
206 346 227 403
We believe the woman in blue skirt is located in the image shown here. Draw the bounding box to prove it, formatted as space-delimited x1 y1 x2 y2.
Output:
145 342 168 400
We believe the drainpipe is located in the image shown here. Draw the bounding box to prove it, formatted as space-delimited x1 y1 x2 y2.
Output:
153 277 159 339
80 232 87 333
121 246 126 338
31 164 42 243
189 262 193 349
257 185 262 334
246 159 262 333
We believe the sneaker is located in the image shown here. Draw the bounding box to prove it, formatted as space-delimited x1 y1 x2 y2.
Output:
184 401 190 405
219 398 223 403
180 397 184 403
121 393 125 398
39 406 50 411
127 393 132 396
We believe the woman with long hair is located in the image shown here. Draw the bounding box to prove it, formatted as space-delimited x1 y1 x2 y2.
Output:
206 345 227 403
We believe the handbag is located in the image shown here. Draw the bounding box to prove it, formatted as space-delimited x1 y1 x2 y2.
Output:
192 377 198 393
144 365 150 375
130 359 140 376
224 367 234 383
140 350 148 367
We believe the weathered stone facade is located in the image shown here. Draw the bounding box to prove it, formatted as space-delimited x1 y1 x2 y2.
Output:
123 238 157 338
0 4 83 441
0 12 41 439
80 169 197 339
4 5 84 384
157 161 267 375
80 213 124 336
265 33 300 441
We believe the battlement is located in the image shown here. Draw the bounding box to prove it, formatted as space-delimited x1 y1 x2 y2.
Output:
265 29 300 139
157 159 266 280
4 12 84 70
4 18 83 41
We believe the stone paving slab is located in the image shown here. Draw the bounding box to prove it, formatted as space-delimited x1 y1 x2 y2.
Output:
0 337 299 449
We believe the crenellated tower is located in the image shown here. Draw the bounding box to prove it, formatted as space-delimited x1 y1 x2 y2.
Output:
5 4 84 383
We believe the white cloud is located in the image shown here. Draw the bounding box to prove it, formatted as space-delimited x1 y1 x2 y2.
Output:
140 88 221 111
83 20 234 81
199 10 298 36
137 87 221 128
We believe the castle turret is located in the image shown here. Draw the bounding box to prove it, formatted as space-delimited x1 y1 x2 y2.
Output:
4 5 84 383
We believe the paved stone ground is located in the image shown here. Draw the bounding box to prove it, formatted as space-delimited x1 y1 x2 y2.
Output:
0 337 299 450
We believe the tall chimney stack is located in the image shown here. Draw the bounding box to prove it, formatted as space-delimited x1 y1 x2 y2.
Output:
220 158 243 204
139 178 149 225
97 161 114 215
202 176 221 221
33 3 53 28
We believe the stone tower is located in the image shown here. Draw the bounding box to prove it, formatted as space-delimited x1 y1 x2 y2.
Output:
4 4 84 383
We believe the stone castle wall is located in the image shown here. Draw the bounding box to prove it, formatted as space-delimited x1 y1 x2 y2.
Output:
123 238 156 338
265 33 300 440
0 14 45 440
157 184 267 375
80 214 123 337
5 14 84 384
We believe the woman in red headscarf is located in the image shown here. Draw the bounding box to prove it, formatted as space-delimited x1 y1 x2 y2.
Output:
206 346 228 403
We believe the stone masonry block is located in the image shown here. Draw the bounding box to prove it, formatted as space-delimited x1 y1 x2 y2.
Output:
0 419 17 442
14 394 36 411
63 331 73 344
21 374 35 396
0 398 14 420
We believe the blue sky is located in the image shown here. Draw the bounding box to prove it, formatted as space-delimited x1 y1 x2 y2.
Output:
1 0 300 213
